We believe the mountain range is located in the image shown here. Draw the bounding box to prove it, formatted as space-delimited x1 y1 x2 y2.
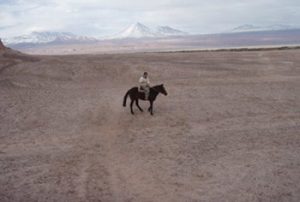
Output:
3 31 98 45
232 24 297 32
2 23 299 48
3 23 187 45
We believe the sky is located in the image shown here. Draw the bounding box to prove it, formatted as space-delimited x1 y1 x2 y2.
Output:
1 0 300 38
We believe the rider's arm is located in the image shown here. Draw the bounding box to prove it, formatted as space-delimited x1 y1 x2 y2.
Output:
139 77 144 84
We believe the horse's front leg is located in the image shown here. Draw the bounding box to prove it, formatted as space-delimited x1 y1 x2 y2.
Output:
136 99 143 112
130 99 135 115
149 101 154 115
148 102 151 112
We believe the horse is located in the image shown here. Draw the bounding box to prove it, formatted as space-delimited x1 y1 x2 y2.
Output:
123 84 168 115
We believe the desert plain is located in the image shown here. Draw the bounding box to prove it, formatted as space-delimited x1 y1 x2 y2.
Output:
0 47 300 201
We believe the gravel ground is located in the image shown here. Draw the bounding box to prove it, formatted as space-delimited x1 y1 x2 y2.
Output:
0 48 300 202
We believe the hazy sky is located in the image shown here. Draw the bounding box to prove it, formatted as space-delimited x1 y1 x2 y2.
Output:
1 0 300 37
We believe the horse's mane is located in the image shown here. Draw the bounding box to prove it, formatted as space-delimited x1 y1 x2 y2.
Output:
152 84 163 88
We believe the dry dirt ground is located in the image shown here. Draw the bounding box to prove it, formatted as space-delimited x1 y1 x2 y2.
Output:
0 49 300 202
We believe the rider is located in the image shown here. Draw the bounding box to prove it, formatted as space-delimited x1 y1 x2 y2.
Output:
139 72 150 100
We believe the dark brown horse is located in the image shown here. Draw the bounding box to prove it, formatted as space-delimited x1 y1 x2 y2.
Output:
123 84 168 115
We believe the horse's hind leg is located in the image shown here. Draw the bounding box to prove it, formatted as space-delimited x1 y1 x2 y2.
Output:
136 100 143 112
130 99 134 115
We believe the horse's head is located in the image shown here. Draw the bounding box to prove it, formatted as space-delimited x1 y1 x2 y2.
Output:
158 84 168 96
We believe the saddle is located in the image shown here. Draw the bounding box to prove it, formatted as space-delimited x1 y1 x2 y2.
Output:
138 86 145 92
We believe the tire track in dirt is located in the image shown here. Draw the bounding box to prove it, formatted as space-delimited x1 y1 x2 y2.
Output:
75 158 89 199
70 88 129 201
99 90 133 201
93 89 193 201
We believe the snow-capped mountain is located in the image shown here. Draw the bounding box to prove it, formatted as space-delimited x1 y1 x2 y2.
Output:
156 26 187 36
110 22 187 39
4 31 98 45
232 24 296 32
114 22 158 38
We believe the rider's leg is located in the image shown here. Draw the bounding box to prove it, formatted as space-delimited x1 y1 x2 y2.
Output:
145 87 150 100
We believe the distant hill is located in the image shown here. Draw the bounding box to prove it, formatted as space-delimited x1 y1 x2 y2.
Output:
232 24 297 33
0 39 6 51
0 38 39 73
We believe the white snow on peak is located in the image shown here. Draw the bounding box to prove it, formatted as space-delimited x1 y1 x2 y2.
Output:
112 22 158 39
110 22 188 39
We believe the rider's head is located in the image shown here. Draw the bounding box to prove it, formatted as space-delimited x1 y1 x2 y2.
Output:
143 72 148 78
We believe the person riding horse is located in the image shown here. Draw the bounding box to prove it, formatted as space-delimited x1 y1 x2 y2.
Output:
139 72 150 100
123 72 167 115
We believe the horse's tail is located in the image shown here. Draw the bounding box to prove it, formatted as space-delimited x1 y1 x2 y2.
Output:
123 90 130 107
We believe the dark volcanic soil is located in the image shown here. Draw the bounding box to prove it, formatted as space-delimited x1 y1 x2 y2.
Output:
0 49 300 202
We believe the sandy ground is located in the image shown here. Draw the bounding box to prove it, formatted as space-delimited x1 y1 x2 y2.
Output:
0 48 300 202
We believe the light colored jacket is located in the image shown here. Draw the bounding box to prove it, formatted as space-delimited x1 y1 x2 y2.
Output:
139 76 150 87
